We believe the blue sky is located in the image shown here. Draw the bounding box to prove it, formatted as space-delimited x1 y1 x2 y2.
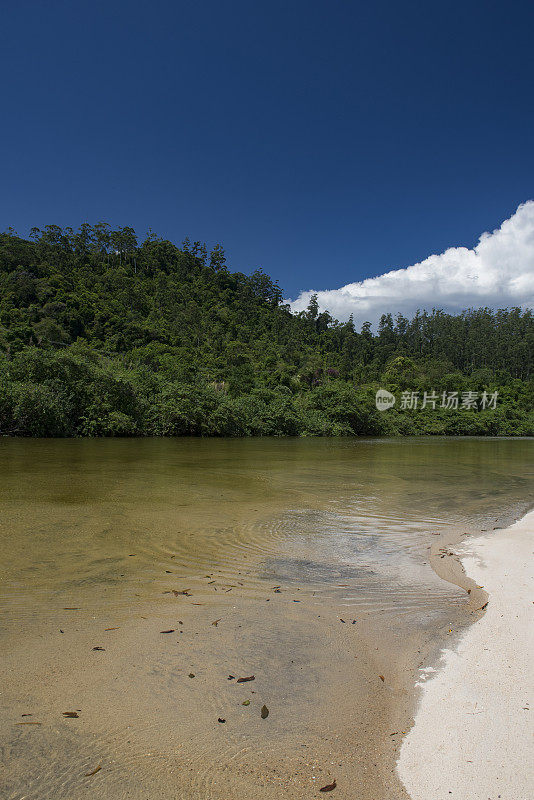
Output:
1 0 533 316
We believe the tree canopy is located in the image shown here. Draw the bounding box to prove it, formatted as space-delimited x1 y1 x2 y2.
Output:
0 224 532 437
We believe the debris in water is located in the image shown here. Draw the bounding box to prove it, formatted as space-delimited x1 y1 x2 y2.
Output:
260 705 269 719
84 764 102 777
217 717 226 723
378 675 385 682
160 630 175 634
189 673 195 678
211 619 221 626
105 627 120 630
237 675 255 683
172 589 191 596
319 779 337 792
63 712 79 718
242 700 250 706
92 647 105 651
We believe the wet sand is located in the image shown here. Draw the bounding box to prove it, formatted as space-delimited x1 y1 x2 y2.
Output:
398 508 534 800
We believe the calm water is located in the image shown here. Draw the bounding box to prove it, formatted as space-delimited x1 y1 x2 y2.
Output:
1 437 532 624
0 437 532 800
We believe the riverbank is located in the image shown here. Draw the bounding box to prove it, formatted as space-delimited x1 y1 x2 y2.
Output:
398 508 534 799
1 438 532 799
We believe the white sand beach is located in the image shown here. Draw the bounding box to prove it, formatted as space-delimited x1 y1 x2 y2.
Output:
398 509 534 800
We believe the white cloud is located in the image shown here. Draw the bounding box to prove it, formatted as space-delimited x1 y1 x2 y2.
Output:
288 201 534 326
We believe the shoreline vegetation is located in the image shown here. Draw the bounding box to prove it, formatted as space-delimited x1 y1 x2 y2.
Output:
398 507 534 799
0 224 532 438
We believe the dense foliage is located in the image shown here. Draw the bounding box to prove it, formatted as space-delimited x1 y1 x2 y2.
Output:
0 224 532 437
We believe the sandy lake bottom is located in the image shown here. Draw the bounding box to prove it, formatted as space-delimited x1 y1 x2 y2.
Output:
1 437 532 799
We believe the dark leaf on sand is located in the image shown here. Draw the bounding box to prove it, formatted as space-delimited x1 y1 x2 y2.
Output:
211 619 221 626
189 673 195 678
218 717 226 723
63 712 79 718
378 675 385 682
172 589 191 596
242 700 250 706
260 705 269 719
319 779 337 792
92 647 105 651
84 764 102 777
237 675 255 683
160 630 175 634
228 675 235 680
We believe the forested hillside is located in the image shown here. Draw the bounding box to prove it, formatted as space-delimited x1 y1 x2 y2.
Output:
0 224 532 437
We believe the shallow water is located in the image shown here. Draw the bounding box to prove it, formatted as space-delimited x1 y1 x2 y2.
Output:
0 437 532 799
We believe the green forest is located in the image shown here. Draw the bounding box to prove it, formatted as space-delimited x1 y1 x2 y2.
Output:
0 223 532 437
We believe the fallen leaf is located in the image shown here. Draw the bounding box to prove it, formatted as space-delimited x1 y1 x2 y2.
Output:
217 717 226 723
211 619 222 626
189 673 195 678
379 675 385 682
84 764 102 777
105 627 120 631
92 647 105 651
228 675 235 680
160 630 175 634
260 705 269 719
16 721 42 725
172 589 191 596
63 712 79 718
319 779 337 792
242 700 250 706
237 675 255 683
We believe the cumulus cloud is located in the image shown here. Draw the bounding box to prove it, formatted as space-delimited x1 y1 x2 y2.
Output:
288 201 534 326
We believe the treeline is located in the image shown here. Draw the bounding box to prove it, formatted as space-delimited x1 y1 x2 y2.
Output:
0 224 532 437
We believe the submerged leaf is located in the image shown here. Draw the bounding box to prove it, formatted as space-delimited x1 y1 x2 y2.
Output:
92 646 105 651
319 778 337 792
260 705 269 719
242 699 250 706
